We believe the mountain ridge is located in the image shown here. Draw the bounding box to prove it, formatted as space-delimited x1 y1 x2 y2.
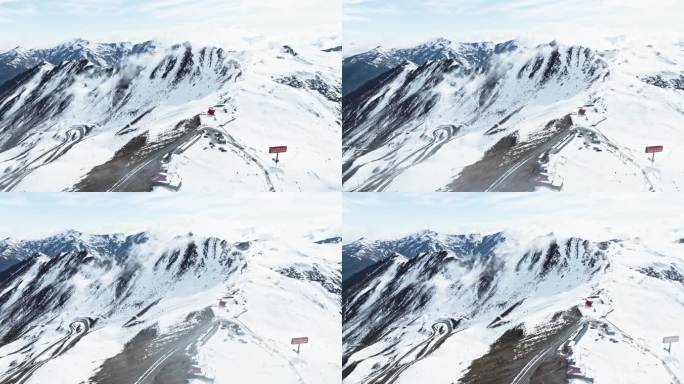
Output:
0 38 158 86
342 37 519 95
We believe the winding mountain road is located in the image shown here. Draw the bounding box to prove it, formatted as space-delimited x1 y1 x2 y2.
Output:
510 320 584 384
0 126 90 191
485 122 656 192
365 318 461 384
106 123 211 192
346 124 462 192
483 127 576 192
129 320 218 384
108 117 276 192
0 318 93 384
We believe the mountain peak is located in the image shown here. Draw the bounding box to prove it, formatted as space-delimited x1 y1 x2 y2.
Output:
424 37 452 46
54 229 84 238
367 45 390 55
412 229 440 238
63 38 90 47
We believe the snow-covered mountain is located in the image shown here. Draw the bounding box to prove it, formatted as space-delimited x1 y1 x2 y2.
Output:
343 38 684 192
0 39 157 86
343 230 684 383
342 38 517 96
0 230 149 273
0 230 341 383
342 230 504 280
0 38 341 192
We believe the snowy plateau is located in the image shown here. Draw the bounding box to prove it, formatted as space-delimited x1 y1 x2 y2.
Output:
343 230 684 384
342 38 684 192
0 230 341 383
0 38 341 192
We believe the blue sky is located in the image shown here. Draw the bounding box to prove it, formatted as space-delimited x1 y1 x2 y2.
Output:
343 193 684 241
0 0 340 51
0 193 340 240
344 0 684 53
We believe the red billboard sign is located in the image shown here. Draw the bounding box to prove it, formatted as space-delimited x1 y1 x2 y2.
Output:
269 146 287 154
663 336 680 343
291 337 309 345
645 145 663 154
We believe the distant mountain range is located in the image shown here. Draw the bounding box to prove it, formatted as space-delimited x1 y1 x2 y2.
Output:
0 230 149 272
342 230 504 280
342 38 517 96
0 38 157 86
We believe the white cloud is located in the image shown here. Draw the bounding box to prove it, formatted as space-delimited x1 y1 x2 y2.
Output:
343 0 398 22
0 0 34 23
343 193 684 243
0 195 28 207
0 0 340 50
345 0 684 52
0 193 341 242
